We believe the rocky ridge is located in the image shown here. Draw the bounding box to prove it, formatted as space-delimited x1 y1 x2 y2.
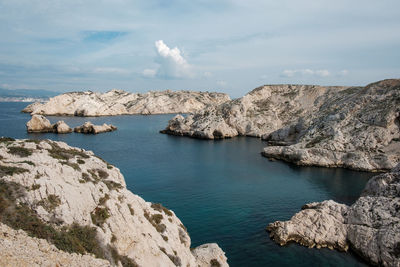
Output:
23 90 230 116
267 164 400 267
162 79 400 171
0 137 228 267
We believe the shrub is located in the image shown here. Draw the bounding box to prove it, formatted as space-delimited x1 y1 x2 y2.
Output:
8 146 33 157
0 137 15 143
210 259 221 267
151 203 173 216
37 194 61 212
0 164 29 177
104 180 123 191
91 206 110 226
144 211 166 233
47 142 89 160
77 159 85 164
81 172 91 183
19 160 35 166
24 139 40 144
31 184 41 190
60 161 81 171
99 194 110 205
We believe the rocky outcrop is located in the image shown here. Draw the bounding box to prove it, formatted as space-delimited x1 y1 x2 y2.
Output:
74 122 117 134
266 200 349 251
267 164 400 267
26 115 72 134
162 79 400 171
0 137 228 267
22 90 230 116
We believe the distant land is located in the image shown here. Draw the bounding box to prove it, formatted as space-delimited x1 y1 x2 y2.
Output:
0 88 59 102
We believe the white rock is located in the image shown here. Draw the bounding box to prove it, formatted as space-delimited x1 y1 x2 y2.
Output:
0 139 228 267
26 115 53 133
23 90 230 116
74 122 117 134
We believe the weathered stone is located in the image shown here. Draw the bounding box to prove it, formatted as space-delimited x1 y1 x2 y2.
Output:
267 164 400 267
0 139 228 267
26 115 53 133
74 122 117 134
23 90 230 116
53 120 72 134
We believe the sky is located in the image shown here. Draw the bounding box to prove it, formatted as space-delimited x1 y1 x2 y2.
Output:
0 0 399 97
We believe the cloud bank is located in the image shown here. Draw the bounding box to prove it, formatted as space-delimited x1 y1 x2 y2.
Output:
282 69 331 78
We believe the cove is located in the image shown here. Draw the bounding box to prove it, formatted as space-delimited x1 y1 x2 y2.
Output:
0 102 374 266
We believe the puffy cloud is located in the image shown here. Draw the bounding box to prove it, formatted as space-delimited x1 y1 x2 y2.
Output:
282 69 331 77
144 40 192 79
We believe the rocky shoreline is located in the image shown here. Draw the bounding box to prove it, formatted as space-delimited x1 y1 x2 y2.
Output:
267 164 400 266
0 137 228 266
161 79 400 172
22 90 230 116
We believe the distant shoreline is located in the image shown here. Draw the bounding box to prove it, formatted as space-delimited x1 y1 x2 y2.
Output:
0 97 47 102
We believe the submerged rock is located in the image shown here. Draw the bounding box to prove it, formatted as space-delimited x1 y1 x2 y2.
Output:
267 164 400 267
22 90 230 116
74 122 117 134
0 138 228 266
162 79 400 171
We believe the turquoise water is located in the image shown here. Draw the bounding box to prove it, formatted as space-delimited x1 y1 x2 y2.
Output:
0 102 373 266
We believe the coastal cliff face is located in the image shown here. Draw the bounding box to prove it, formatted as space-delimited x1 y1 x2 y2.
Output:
162 79 400 171
0 138 228 267
267 164 400 267
22 90 230 116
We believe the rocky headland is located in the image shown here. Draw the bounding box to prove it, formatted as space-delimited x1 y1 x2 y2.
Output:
267 164 400 267
22 90 230 116
0 137 228 267
161 79 400 172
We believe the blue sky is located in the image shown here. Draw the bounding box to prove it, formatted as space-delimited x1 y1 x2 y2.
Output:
0 0 399 97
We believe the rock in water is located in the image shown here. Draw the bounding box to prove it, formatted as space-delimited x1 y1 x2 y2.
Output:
22 90 230 116
0 138 228 267
267 164 400 267
162 79 400 171
26 115 53 133
74 122 117 134
26 115 73 134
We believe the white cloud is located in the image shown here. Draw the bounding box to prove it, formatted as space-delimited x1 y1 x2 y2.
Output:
282 69 331 77
146 40 192 79
217 80 227 87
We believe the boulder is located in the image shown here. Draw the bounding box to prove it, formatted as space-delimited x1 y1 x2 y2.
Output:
74 122 117 134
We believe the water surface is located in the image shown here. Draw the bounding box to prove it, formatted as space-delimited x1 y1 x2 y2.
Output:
0 102 373 266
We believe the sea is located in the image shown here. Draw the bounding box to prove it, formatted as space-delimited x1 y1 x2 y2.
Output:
0 102 374 267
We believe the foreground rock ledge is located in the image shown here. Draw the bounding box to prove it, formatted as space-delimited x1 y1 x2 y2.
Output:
267 164 400 267
0 137 228 267
162 79 400 172
22 90 230 116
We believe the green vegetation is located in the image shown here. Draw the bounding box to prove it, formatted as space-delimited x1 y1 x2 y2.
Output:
31 184 41 190
0 137 15 142
19 160 35 166
162 235 168 241
47 141 89 161
107 164 113 169
104 180 123 191
37 194 61 212
81 172 91 183
144 211 166 233
210 259 221 267
159 246 182 266
60 161 81 171
77 159 85 164
151 203 173 216
0 164 29 177
8 146 33 157
97 169 109 179
91 206 110 226
24 139 41 144
99 194 110 205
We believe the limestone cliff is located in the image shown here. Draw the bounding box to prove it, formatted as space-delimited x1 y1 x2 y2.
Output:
267 164 400 267
22 90 230 116
162 79 400 171
0 137 228 267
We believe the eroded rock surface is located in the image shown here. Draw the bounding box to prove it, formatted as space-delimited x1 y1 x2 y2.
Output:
74 122 117 134
162 79 400 171
267 164 400 267
0 138 228 267
22 90 230 116
26 115 72 134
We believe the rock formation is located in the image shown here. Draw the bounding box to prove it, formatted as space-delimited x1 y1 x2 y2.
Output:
26 115 72 134
22 90 230 116
267 164 400 267
0 137 228 267
162 79 400 171
74 122 117 134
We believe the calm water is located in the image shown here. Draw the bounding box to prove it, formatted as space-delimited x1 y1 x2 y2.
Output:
0 102 373 267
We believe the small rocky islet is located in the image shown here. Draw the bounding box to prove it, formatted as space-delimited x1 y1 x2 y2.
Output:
6 81 400 266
